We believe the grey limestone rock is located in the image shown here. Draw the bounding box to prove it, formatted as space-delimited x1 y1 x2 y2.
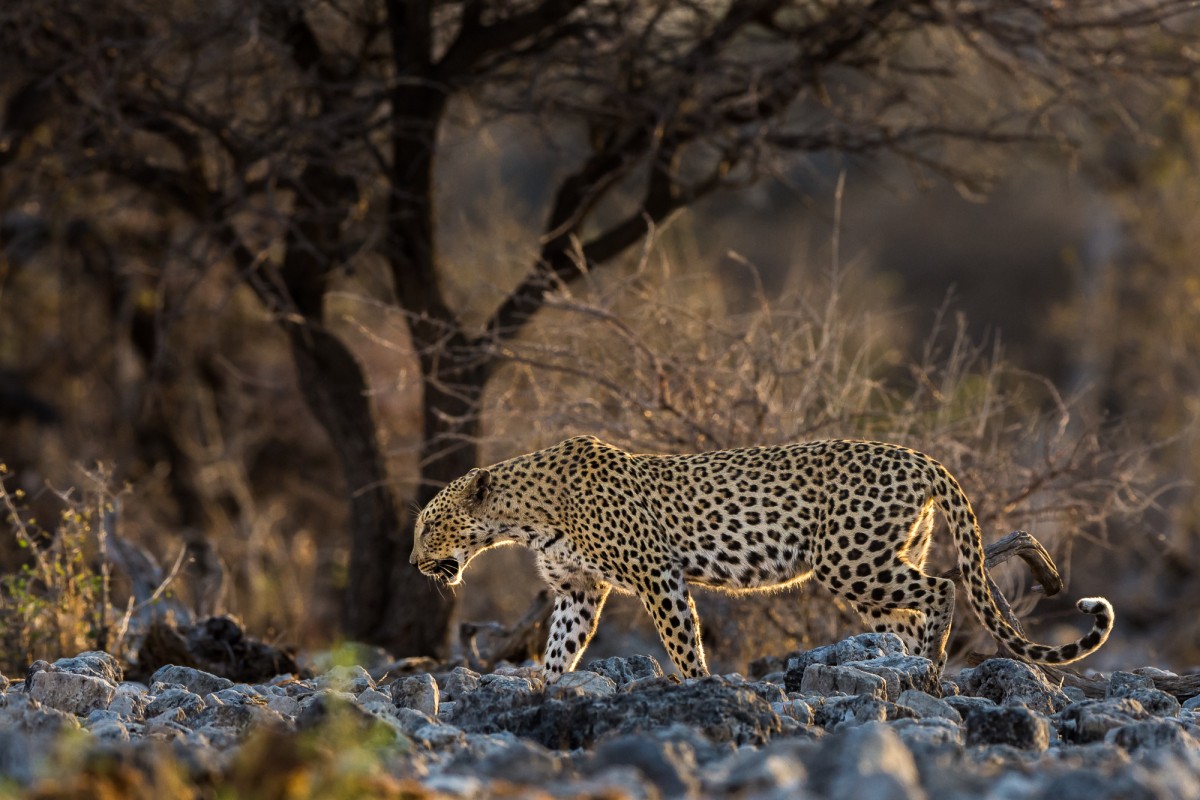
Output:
1058 697 1152 744
801 663 889 700
449 734 564 784
784 633 908 693
549 670 618 698
356 687 392 709
1124 688 1181 717
964 704 1052 751
821 721 925 800
390 706 465 749
146 687 207 720
455 674 780 749
440 666 481 701
955 658 1069 715
88 719 132 743
890 716 964 750
1108 719 1194 751
585 734 701 799
391 673 440 716
0 693 81 736
0 730 35 785
849 656 940 701
583 654 665 687
27 670 116 716
942 694 997 717
150 665 235 696
51 652 123 685
1106 671 1182 716
707 739 811 797
314 664 374 694
897 689 962 723
773 698 815 726
109 684 150 721
813 694 913 730
1106 671 1155 697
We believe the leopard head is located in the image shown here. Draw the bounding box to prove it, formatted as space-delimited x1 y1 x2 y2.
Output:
409 468 494 586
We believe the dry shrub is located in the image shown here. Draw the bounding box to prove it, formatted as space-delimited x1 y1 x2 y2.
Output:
0 466 125 673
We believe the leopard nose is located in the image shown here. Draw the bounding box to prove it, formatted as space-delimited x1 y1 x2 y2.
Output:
408 548 418 565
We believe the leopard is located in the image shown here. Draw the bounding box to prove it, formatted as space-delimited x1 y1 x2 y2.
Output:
410 435 1113 679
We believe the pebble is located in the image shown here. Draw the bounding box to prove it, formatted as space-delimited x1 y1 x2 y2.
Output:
0 635 1196 800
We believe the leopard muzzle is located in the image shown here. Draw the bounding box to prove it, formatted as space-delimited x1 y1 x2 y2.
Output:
418 558 461 584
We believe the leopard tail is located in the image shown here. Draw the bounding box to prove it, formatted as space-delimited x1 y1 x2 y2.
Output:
932 461 1113 665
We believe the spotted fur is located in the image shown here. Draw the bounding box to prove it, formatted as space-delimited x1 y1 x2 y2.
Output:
410 436 1113 678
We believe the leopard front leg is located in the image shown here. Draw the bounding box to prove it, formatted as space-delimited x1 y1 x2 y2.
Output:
543 580 612 678
636 564 708 679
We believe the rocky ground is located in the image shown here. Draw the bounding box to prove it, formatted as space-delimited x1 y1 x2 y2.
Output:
2 633 1199 799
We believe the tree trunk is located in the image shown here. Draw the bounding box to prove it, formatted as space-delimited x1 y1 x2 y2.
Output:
282 323 411 643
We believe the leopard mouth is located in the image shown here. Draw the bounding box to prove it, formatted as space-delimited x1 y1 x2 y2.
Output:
419 558 462 584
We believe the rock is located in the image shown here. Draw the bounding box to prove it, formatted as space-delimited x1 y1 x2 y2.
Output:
455 675 780 749
0 693 81 736
897 690 962 723
392 673 440 716
1108 720 1193 751
389 707 464 749
1106 671 1155 697
145 688 207 720
549 670 618 698
27 670 116 716
447 673 540 727
450 734 563 784
265 694 302 718
1123 689 1181 717
1058 698 1151 744
955 659 1068 714
1182 694 1200 712
1106 671 1181 716
964 705 1051 751
1030 768 1166 800
106 683 151 721
742 679 788 706
801 664 889 700
823 721 925 800
0 672 7 693
585 735 700 798
582 655 665 687
440 666 481 701
51 652 123 684
772 699 815 726
784 633 908 692
190 699 265 736
709 740 809 796
314 664 374 694
356 688 392 709
813 694 911 730
0 730 35 785
143 713 190 740
294 691 399 740
150 665 234 696
479 672 536 694
848 656 940 701
942 695 997 718
891 717 964 750
87 719 131 743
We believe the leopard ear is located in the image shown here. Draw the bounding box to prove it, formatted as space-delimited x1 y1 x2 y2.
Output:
467 468 491 504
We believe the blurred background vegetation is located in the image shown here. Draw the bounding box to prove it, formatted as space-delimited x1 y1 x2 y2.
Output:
1 0 1197 677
